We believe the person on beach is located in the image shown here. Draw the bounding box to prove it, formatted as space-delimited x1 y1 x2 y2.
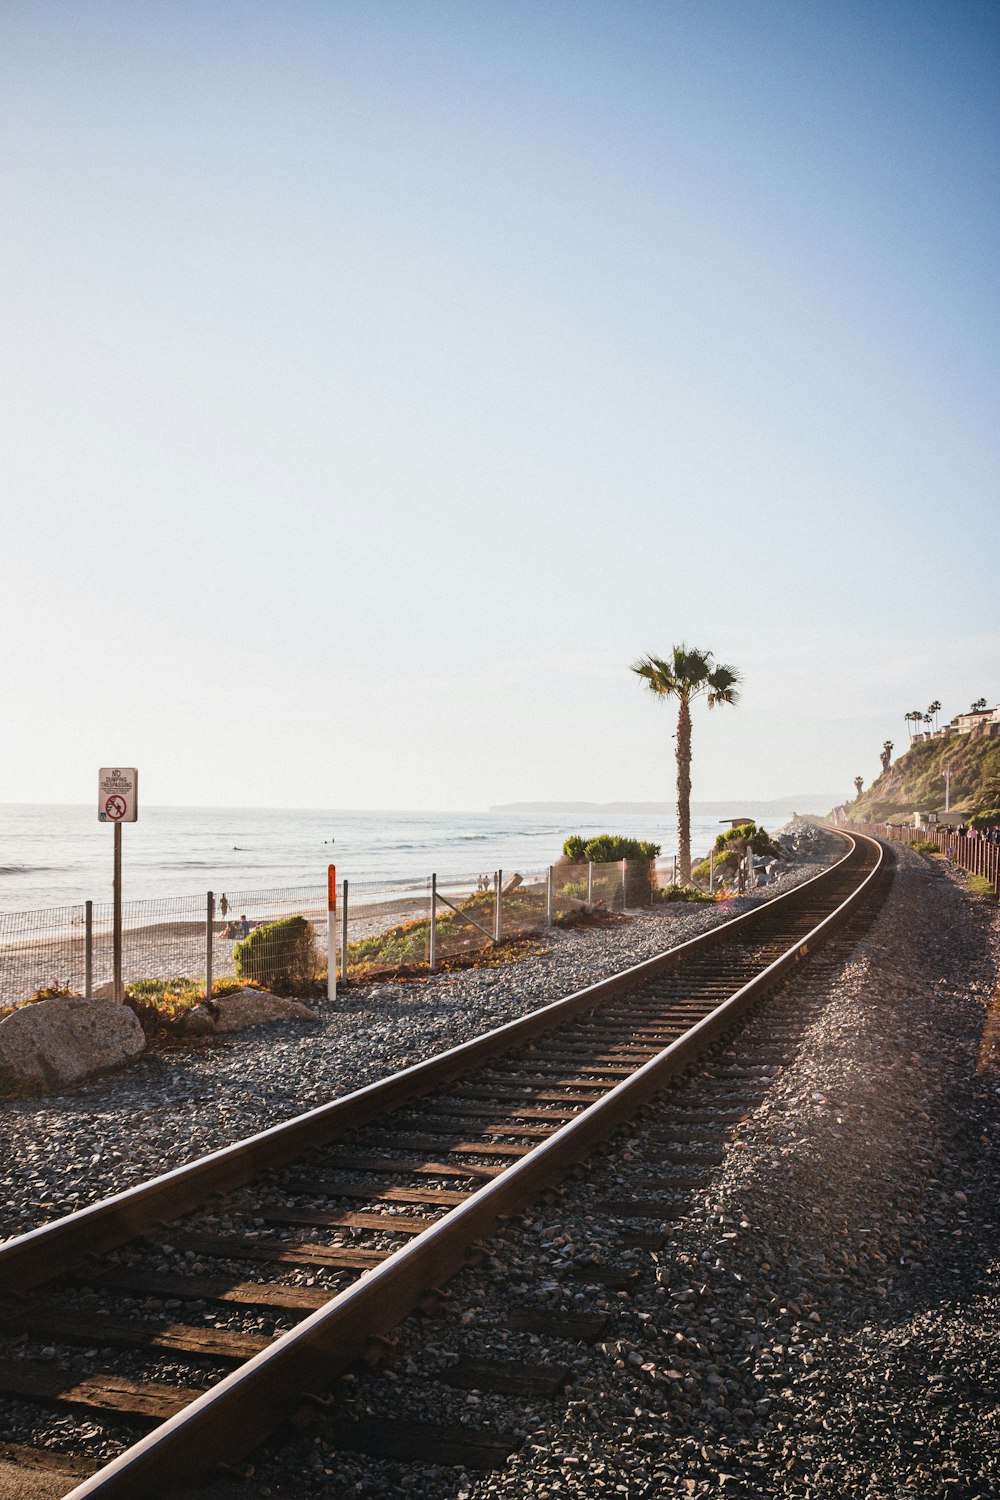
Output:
219 894 229 919
238 914 250 938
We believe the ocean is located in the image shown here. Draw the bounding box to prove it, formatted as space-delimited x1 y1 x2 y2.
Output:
0 802 812 915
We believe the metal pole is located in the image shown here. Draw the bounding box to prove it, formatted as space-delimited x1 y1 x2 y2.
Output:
621 858 627 910
709 851 714 892
587 861 593 907
673 854 678 886
113 821 123 1004
429 875 437 972
546 866 553 926
205 891 214 1002
84 899 93 999
326 865 337 1004
341 878 349 981
495 870 502 944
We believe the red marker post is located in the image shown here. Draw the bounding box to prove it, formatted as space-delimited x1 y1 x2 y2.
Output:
327 865 337 1003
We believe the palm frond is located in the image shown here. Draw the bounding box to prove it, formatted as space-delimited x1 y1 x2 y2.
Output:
706 662 741 708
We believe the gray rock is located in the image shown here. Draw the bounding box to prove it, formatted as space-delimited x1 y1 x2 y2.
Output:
0 997 145 1096
210 989 318 1032
178 1004 217 1036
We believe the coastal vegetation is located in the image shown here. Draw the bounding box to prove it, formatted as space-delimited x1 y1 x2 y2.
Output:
689 822 781 889
848 731 1000 823
233 914 319 994
631 645 741 884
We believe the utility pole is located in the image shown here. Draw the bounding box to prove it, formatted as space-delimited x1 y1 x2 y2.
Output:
944 764 953 812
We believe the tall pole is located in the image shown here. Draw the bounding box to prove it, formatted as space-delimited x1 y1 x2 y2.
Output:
112 821 123 1004
494 870 503 944
429 874 438 972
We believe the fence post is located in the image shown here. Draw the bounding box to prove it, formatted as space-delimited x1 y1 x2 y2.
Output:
341 878 349 981
326 865 337 1004
673 854 678 886
429 875 438 972
495 870 502 944
546 866 553 926
587 861 594 907
621 858 627 910
205 891 214 1001
84 900 93 999
709 852 714 892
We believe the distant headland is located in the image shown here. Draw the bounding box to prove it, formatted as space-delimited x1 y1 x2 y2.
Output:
489 795 841 815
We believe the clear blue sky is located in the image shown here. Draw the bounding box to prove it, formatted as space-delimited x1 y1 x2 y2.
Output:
2 0 997 808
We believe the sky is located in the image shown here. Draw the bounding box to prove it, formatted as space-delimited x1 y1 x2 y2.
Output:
2 0 998 810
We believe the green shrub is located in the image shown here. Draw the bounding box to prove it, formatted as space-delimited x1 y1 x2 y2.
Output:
660 885 715 903
713 823 780 858
233 915 319 995
968 809 1000 831
911 840 943 855
691 848 742 886
562 835 588 861
580 834 661 863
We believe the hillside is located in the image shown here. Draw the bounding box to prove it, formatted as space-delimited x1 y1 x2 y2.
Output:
846 732 1000 822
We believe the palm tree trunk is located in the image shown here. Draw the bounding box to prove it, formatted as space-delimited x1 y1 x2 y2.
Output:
676 696 693 884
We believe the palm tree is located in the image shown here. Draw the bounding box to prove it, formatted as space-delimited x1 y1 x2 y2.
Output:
971 697 988 713
880 740 893 773
632 646 741 884
854 776 864 798
927 699 941 731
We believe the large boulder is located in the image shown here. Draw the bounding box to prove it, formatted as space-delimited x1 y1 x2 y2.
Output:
180 988 318 1035
0 998 146 1097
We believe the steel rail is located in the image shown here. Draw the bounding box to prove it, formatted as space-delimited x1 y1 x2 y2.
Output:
52 829 885 1499
0 829 864 1293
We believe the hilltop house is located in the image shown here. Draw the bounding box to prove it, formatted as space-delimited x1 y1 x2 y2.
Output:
912 703 999 744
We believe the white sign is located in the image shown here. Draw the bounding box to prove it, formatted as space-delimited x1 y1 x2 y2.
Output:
98 767 139 823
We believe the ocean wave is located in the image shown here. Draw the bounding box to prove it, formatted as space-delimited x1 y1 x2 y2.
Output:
0 865 54 875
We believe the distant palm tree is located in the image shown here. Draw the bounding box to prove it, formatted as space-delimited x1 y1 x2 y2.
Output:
632 646 741 884
972 697 988 713
927 699 941 731
880 740 894 773
904 709 922 741
854 776 864 798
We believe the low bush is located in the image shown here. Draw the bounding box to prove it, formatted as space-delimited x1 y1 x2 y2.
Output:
968 809 1000 832
24 982 76 1005
233 914 319 995
690 848 742 886
912 841 943 855
659 885 715 903
966 875 997 898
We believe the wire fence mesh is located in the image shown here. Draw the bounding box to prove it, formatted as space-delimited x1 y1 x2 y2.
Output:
0 853 675 1010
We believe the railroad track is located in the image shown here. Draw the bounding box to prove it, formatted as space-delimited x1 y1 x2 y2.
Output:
0 830 885 1498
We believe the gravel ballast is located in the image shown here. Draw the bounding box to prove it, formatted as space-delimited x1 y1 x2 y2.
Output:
194 840 997 1500
0 825 841 1239
2 829 996 1498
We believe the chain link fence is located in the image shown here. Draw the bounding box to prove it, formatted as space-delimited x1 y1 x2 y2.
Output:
1 856 669 1010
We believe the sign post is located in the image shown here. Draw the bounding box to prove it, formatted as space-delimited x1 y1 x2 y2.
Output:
99 769 138 1003
327 865 337 1004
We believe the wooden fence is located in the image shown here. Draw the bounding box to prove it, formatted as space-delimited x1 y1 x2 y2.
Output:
847 822 1000 896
